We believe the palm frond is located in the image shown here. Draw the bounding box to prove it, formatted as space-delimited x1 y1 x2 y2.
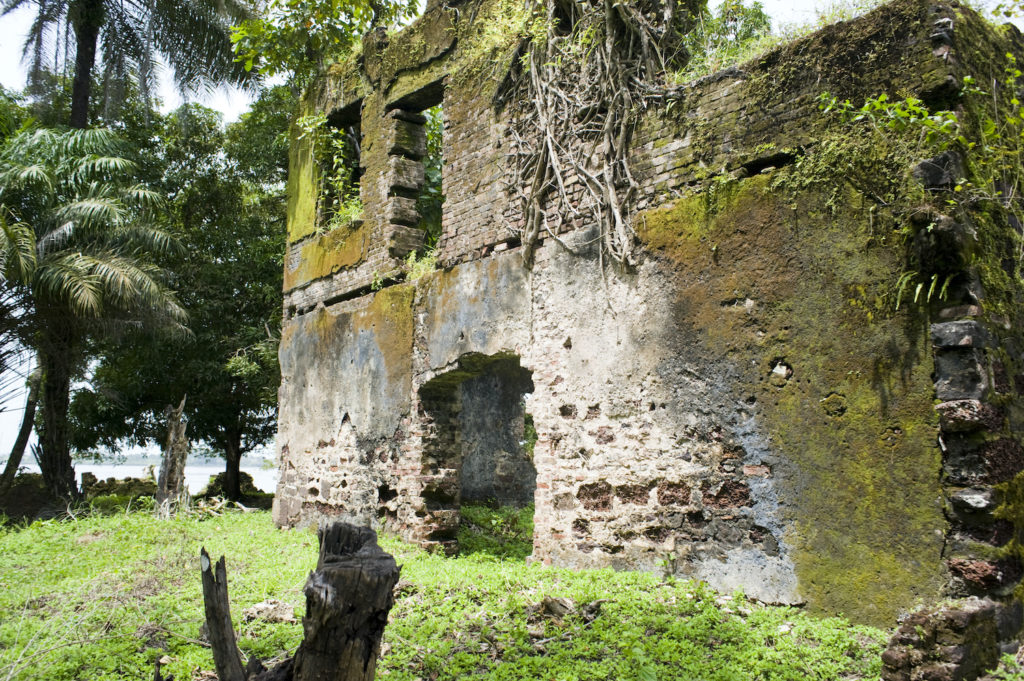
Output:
120 222 180 255
54 196 126 231
0 212 38 283
149 0 257 94
58 127 125 158
119 184 164 210
35 219 76 255
34 253 102 317
72 155 136 184
1 124 188 343
0 163 55 194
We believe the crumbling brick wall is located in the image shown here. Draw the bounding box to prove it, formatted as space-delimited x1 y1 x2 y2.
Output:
274 0 1024 627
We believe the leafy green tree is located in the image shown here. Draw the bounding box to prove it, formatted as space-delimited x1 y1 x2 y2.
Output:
4 0 254 128
0 127 185 498
683 0 770 76
0 89 29 393
71 99 287 500
231 0 417 83
224 84 296 186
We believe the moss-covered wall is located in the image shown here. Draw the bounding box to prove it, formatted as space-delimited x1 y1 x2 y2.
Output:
276 0 1024 628
640 174 946 621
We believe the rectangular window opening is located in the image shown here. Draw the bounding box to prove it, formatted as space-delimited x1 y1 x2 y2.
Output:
386 84 445 256
317 101 363 233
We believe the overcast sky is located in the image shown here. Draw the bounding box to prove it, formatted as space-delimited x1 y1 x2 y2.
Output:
0 0 1018 457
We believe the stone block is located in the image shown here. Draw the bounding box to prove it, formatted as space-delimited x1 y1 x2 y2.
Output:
913 216 978 271
938 305 982 319
387 196 421 226
930 321 992 349
949 487 995 516
913 151 964 189
942 432 987 485
933 348 988 401
387 156 425 194
935 400 1003 432
997 599 1023 640
389 225 426 259
387 116 427 159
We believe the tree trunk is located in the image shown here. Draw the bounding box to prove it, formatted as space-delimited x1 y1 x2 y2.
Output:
38 333 78 499
199 523 400 681
291 524 401 681
70 0 104 128
200 548 247 681
224 435 242 501
156 395 190 513
0 367 41 497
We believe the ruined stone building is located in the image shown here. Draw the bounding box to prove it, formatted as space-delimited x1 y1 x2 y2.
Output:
273 0 1024 628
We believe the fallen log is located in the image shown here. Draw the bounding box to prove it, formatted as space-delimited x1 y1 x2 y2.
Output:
200 522 400 681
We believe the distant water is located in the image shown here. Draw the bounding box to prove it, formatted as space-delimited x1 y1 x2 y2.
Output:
17 454 278 494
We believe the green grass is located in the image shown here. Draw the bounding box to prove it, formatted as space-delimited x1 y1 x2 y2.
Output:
0 510 891 681
456 503 535 561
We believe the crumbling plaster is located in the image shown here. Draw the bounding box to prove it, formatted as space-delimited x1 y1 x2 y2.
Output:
274 0 1024 626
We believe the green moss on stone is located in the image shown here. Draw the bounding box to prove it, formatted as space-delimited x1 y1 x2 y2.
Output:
283 220 370 291
286 98 320 244
639 173 944 625
356 284 416 385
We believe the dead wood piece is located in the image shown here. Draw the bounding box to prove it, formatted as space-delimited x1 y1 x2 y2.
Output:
156 395 189 511
250 658 294 681
291 523 402 681
200 547 246 681
197 523 399 681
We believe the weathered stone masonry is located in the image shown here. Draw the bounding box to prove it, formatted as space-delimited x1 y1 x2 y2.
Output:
274 0 1024 629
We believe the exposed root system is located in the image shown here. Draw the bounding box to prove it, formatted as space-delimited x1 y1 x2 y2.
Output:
500 0 699 266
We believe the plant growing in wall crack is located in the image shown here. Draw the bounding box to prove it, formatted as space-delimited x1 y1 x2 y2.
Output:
297 112 364 233
812 76 1024 312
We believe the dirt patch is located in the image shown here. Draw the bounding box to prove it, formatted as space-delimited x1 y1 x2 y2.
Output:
76 530 108 545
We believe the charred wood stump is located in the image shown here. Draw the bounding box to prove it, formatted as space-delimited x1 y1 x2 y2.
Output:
200 523 400 681
200 548 246 681
292 524 401 681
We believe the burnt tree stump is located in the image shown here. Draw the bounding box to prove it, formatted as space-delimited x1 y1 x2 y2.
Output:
200 523 400 681
292 524 401 681
200 548 246 681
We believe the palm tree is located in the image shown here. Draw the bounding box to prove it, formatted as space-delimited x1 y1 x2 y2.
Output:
4 0 254 128
0 127 186 498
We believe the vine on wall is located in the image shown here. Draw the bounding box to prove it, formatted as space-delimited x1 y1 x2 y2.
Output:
500 0 702 267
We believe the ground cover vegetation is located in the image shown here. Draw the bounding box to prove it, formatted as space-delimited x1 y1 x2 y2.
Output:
0 507 902 681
